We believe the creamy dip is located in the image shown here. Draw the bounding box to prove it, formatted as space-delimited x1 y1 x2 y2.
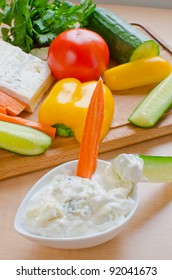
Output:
22 154 144 238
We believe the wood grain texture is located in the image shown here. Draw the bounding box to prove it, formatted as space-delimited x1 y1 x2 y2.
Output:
0 24 172 181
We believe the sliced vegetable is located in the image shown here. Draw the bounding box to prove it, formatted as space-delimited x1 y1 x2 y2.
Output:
48 28 109 82
38 78 114 143
0 113 56 140
76 77 104 179
139 155 172 183
104 56 172 91
0 121 52 155
0 90 27 116
0 106 6 114
128 72 172 127
88 7 160 63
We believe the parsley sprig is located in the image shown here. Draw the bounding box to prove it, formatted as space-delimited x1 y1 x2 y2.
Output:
0 0 96 52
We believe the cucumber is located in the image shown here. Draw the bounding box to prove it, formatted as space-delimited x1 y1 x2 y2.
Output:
128 73 172 127
88 7 160 63
0 121 52 155
139 155 172 183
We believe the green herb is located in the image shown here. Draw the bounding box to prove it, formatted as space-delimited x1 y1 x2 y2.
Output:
0 0 96 52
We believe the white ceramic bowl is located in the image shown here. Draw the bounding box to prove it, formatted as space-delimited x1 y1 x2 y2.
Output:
14 159 139 249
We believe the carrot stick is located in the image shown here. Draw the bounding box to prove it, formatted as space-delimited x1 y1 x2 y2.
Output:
0 113 56 140
0 106 7 114
0 90 27 116
76 77 104 179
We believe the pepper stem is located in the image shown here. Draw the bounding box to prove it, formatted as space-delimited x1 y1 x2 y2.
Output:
53 124 74 137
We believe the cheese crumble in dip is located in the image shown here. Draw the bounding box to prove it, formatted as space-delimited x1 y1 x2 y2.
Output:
22 154 144 238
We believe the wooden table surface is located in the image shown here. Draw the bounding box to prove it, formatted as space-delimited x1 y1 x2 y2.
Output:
0 4 172 260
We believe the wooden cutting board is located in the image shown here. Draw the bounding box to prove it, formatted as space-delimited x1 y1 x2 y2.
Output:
0 23 172 181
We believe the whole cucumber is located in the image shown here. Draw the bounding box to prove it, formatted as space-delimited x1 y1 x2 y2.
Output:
88 7 160 63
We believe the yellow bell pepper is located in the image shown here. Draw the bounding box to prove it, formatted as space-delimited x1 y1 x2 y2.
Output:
104 56 172 91
38 78 114 143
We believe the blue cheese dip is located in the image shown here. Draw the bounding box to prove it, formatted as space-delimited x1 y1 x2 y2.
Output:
22 154 144 238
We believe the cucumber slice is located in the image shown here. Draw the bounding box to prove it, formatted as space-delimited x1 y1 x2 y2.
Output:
128 73 172 127
0 121 52 155
139 155 172 183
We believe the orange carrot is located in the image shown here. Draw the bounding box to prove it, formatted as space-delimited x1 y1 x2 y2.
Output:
0 105 7 114
76 77 104 179
0 90 27 116
0 113 56 140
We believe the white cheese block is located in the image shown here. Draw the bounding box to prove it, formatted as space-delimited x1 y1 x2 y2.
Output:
0 40 54 112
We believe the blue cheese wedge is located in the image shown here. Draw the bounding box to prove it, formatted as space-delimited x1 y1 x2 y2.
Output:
0 40 54 112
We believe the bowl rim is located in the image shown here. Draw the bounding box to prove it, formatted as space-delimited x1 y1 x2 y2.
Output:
14 159 139 242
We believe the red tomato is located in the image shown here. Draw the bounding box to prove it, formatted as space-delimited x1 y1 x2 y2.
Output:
48 28 109 82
